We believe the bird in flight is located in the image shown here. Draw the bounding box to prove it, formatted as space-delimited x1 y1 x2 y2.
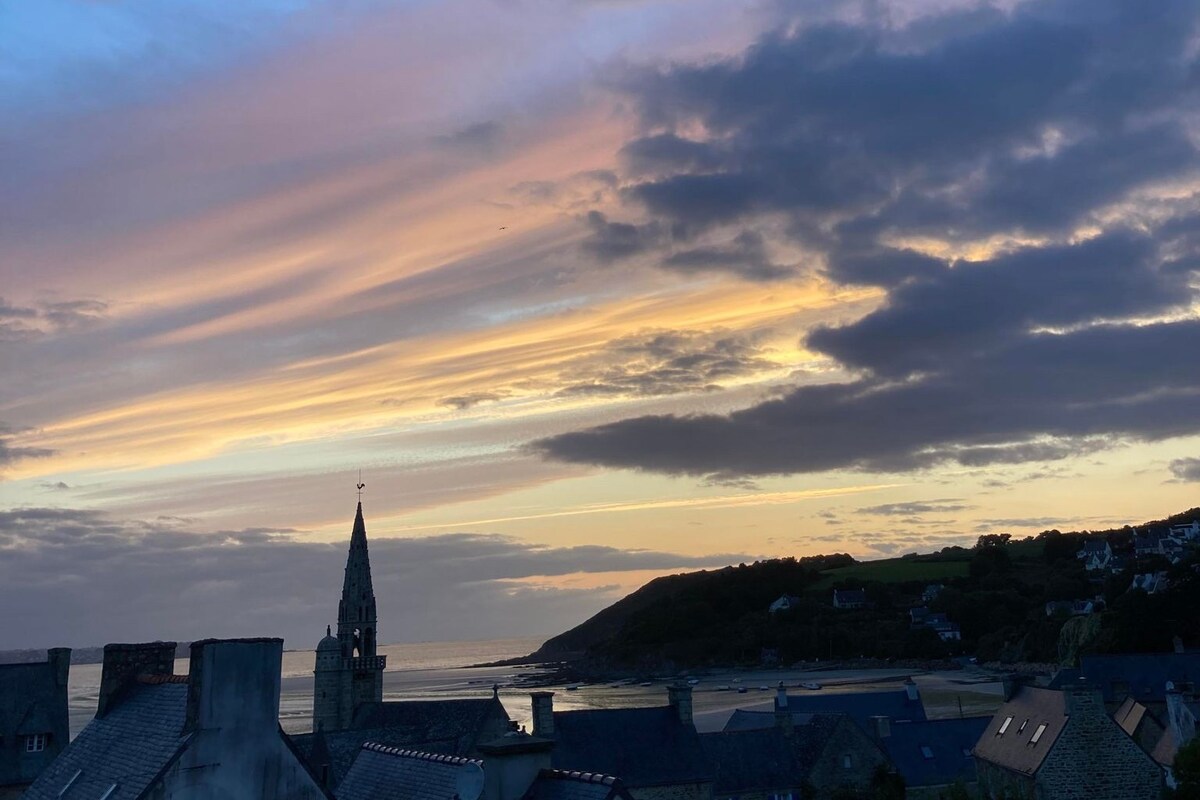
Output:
498 226 508 230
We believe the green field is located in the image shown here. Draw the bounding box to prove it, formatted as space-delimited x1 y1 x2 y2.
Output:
811 558 970 591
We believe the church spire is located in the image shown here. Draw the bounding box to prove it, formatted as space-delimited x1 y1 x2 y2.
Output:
337 501 378 658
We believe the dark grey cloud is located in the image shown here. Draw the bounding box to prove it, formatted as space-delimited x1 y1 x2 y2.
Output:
580 210 666 262
0 507 751 649
662 230 794 281
537 317 1200 478
436 392 509 410
554 329 775 398
0 297 108 343
858 500 970 516
0 422 54 470
538 0 1200 480
1169 458 1200 482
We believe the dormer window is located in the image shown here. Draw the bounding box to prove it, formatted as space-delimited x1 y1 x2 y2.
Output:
997 716 1013 735
25 733 48 753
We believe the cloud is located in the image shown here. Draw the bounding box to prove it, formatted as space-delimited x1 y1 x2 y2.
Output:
0 422 54 470
0 507 751 648
554 329 777 398
436 391 509 410
537 1 1200 480
858 500 970 516
1169 458 1200 482
662 230 795 281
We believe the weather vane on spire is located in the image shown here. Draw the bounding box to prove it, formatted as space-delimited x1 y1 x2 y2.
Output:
357 470 365 502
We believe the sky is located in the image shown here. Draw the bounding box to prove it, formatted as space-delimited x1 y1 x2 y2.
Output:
2 0 1199 650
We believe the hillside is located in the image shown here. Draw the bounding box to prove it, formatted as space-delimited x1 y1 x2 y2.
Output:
528 508 1200 671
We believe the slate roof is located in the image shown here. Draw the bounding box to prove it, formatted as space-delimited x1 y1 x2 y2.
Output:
1055 651 1200 703
22 683 191 800
292 698 506 788
723 688 926 732
880 717 989 789
971 687 1067 776
699 715 844 792
524 770 635 800
550 706 711 788
833 590 867 606
336 743 479 800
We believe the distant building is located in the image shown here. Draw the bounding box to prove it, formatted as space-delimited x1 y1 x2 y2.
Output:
922 584 944 603
1044 599 1098 617
1170 520 1200 541
335 735 639 800
875 716 990 800
701 707 888 800
22 639 332 800
530 686 712 800
0 648 70 798
972 683 1161 800
768 595 802 613
1078 540 1113 572
1130 571 1170 595
313 503 388 733
831 589 866 609
908 609 961 641
723 680 927 733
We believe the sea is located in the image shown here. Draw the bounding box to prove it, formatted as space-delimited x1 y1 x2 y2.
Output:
64 636 1005 738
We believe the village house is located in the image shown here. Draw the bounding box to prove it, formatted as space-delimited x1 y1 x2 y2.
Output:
972 681 1161 799
530 687 712 800
908 608 962 641
723 680 927 734
22 639 333 800
0 648 70 799
874 716 990 800
1170 520 1200 540
1130 571 1170 594
1077 539 1112 572
700 709 888 800
1043 599 1099 617
768 595 802 613
1049 639 1200 706
831 589 867 609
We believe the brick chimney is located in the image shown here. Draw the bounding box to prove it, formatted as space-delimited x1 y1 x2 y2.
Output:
478 732 554 800
184 638 282 735
46 647 71 688
97 641 177 717
668 683 694 727
530 691 555 738
870 715 891 738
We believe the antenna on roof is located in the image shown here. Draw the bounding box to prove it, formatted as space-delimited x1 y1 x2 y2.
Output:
357 470 365 502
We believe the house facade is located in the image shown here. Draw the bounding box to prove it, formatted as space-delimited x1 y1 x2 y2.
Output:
973 683 1161 800
23 639 332 800
0 648 70 798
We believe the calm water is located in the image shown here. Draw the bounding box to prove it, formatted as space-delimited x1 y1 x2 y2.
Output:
66 637 1005 737
66 636 546 736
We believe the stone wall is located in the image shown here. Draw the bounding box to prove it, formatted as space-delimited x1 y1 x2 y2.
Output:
807 718 889 799
1035 686 1163 800
975 760 1035 799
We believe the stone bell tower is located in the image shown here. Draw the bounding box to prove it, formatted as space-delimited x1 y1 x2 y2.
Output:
313 501 387 731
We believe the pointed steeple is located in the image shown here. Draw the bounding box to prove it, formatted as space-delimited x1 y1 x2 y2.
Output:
337 502 378 658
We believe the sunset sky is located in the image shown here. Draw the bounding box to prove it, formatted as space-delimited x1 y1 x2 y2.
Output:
3 0 1199 650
